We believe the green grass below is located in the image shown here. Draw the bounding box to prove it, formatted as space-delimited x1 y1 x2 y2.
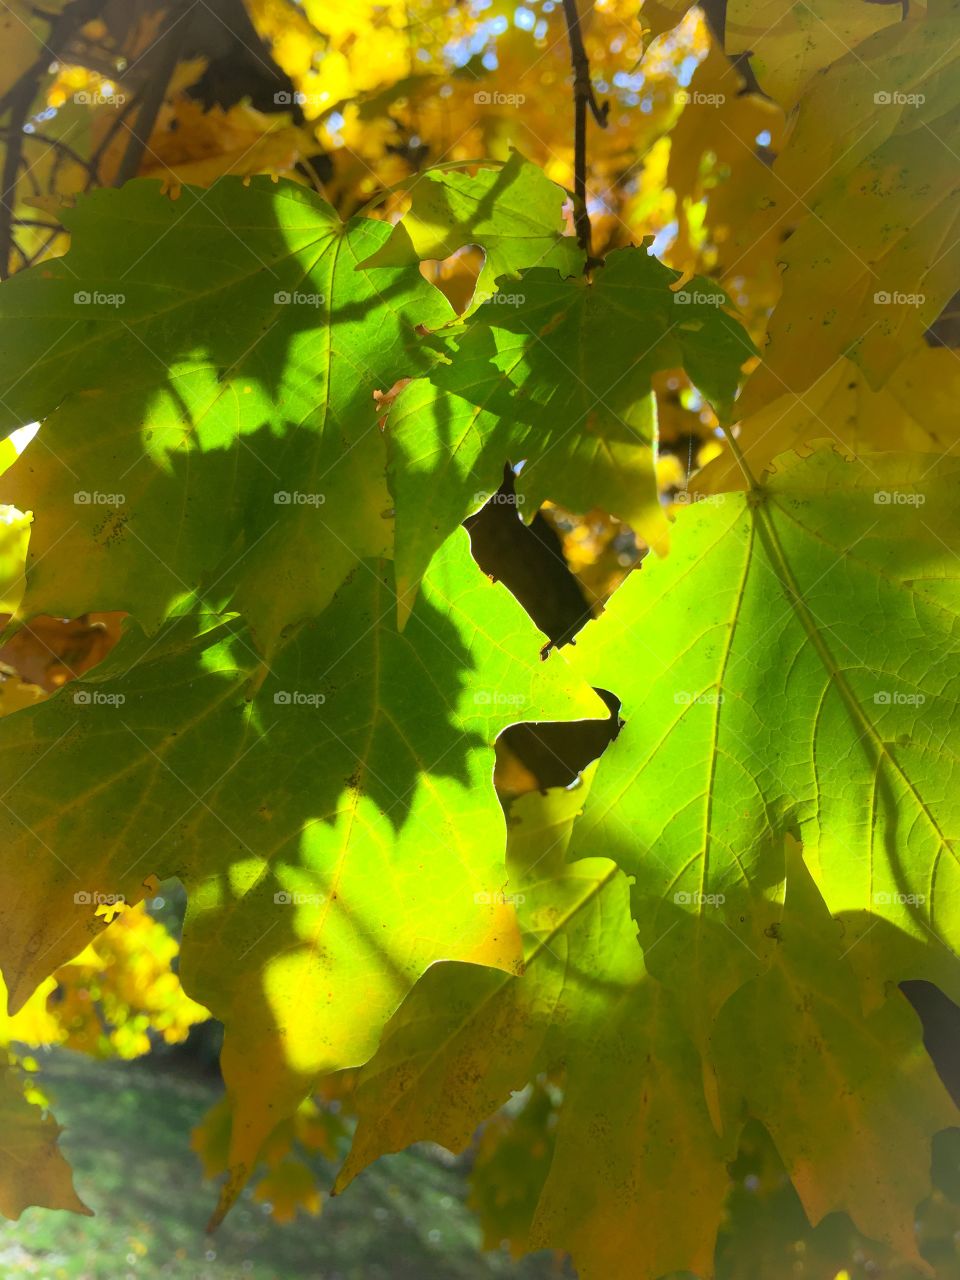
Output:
0 1050 563 1280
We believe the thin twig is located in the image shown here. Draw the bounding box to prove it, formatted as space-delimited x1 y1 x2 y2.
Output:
10 217 60 230
0 0 109 277
0 129 99 182
23 226 62 267
296 154 328 197
561 0 608 259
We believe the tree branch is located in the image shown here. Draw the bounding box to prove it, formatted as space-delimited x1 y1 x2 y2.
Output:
115 6 191 186
561 0 608 258
0 0 106 119
0 81 36 281
0 0 109 278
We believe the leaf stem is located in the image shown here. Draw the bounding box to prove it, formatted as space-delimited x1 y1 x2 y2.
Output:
719 422 761 495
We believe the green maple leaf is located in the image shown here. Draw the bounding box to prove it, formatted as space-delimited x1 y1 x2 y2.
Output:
0 176 451 650
467 1080 558 1254
387 246 755 612
360 150 584 307
564 446 960 1046
0 529 604 1216
337 780 731 1280
712 836 956 1264
337 787 955 1277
